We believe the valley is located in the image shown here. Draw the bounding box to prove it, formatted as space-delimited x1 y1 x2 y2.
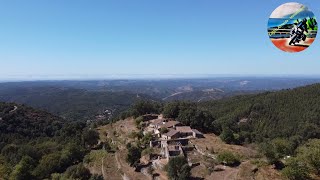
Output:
1 81 320 179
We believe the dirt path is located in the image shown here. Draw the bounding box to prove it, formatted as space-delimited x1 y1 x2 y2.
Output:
115 152 130 180
97 119 151 180
101 158 106 179
162 92 183 100
9 106 18 113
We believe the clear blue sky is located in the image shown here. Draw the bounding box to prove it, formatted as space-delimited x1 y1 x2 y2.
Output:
0 0 319 80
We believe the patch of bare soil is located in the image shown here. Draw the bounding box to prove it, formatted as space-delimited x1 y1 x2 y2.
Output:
116 150 150 180
207 166 239 180
190 134 257 159
255 165 282 180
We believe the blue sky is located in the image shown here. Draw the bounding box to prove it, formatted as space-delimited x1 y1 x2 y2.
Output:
0 0 319 80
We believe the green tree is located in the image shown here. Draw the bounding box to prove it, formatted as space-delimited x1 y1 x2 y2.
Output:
135 116 144 129
217 151 240 166
126 146 142 167
163 102 180 118
9 156 35 180
297 139 320 175
130 100 161 118
282 157 311 180
83 129 99 148
1 144 20 165
63 163 91 180
160 127 169 134
272 138 294 157
260 138 294 167
51 173 62 180
33 152 61 179
0 155 10 179
141 133 153 146
260 142 278 165
167 157 191 180
220 127 236 144
89 174 104 180
59 143 85 170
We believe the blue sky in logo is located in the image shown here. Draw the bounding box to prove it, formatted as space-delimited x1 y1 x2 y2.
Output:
268 3 316 28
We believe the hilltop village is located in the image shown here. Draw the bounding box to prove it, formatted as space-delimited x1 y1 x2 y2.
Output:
142 114 204 163
96 112 282 180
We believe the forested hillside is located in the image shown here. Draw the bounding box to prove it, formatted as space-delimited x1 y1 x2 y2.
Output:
200 83 320 143
160 84 320 145
0 102 100 179
0 87 152 121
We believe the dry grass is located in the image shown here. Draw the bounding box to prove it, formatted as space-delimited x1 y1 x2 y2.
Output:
188 134 283 180
255 165 282 180
190 134 258 159
85 150 122 180
97 118 138 148
204 161 274 180
96 121 283 180
96 118 152 180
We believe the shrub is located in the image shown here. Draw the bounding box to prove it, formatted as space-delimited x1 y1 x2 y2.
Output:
282 157 311 180
63 163 91 180
220 128 236 144
126 146 142 167
167 157 191 180
296 139 320 175
217 151 240 166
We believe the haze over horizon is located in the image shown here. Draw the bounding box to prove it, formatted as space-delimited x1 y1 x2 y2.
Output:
0 74 320 82
1 0 320 80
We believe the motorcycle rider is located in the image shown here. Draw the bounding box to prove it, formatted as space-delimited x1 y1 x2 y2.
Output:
289 18 308 45
290 23 298 37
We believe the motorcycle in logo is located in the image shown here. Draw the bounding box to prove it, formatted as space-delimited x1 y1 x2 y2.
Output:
289 18 308 46
268 3 318 53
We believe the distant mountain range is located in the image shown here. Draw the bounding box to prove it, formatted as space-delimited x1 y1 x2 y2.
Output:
1 77 320 121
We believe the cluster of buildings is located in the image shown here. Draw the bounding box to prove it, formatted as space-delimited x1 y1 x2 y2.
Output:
142 114 204 162
145 117 203 140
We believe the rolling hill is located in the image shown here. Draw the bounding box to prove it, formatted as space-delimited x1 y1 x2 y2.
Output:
0 102 99 179
198 83 320 143
0 86 155 121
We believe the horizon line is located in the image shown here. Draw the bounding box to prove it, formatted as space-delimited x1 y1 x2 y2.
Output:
2 74 320 82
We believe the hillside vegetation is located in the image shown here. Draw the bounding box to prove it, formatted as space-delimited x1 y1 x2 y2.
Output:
0 102 100 179
154 84 320 145
116 84 320 179
0 87 151 121
199 83 320 143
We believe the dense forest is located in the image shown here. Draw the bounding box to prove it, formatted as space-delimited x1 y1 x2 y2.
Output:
154 84 320 145
200 83 320 143
121 83 320 148
0 102 100 179
0 87 153 121
2 77 320 122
